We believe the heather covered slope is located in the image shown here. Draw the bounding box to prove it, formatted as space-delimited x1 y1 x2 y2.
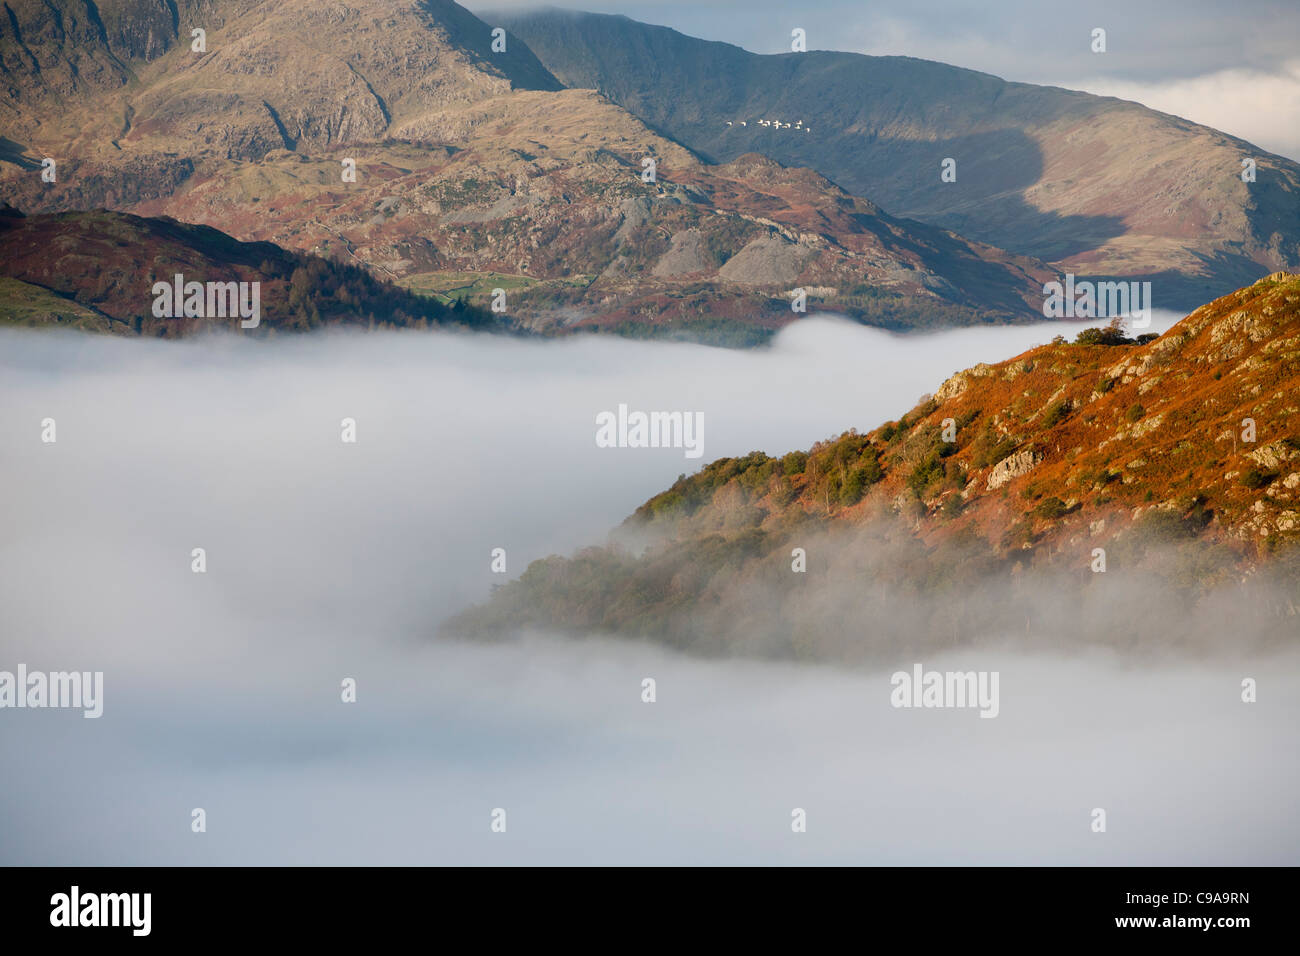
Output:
446 274 1300 659
499 8 1300 308
0 0 1059 341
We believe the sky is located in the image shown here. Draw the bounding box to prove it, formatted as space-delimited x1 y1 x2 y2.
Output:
471 0 1300 161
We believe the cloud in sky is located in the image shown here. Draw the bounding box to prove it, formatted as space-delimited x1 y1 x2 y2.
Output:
1066 60 1300 162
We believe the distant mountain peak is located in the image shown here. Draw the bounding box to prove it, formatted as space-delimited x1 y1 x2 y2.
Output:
501 7 1300 309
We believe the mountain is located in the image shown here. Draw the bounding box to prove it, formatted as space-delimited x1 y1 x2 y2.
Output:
498 8 1300 309
0 0 563 127
0 0 1059 343
446 273 1300 659
0 205 492 334
1 0 561 199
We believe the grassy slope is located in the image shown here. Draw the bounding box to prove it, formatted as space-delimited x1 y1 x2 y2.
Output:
0 276 119 331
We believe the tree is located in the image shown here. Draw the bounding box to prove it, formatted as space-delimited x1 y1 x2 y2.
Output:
1075 317 1132 346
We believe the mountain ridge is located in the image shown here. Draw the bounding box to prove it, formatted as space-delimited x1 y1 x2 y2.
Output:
498 7 1300 309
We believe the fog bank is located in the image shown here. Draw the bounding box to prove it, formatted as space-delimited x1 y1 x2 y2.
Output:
2 313 1294 865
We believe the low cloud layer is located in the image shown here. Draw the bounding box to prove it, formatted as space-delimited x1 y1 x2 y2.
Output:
1070 59 1300 161
0 315 1293 864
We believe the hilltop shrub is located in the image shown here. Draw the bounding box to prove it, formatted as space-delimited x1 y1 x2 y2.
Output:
1041 400 1070 428
1134 509 1198 543
839 469 866 506
634 452 776 521
970 426 1018 469
781 451 808 477
1240 468 1278 489
1034 496 1068 520
1075 318 1133 346
858 454 884 486
907 452 946 496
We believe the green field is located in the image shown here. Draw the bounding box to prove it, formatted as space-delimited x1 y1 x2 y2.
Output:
397 271 592 306
0 277 122 332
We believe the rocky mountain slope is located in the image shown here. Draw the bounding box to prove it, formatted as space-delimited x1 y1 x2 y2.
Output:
500 8 1300 309
447 274 1300 659
1 0 1058 342
0 205 491 334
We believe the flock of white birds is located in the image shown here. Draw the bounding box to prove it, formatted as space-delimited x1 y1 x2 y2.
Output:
725 119 812 132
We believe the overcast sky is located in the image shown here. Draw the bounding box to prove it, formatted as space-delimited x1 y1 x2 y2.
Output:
473 1 1300 160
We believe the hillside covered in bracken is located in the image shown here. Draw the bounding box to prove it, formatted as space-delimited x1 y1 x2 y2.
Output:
446 274 1300 660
